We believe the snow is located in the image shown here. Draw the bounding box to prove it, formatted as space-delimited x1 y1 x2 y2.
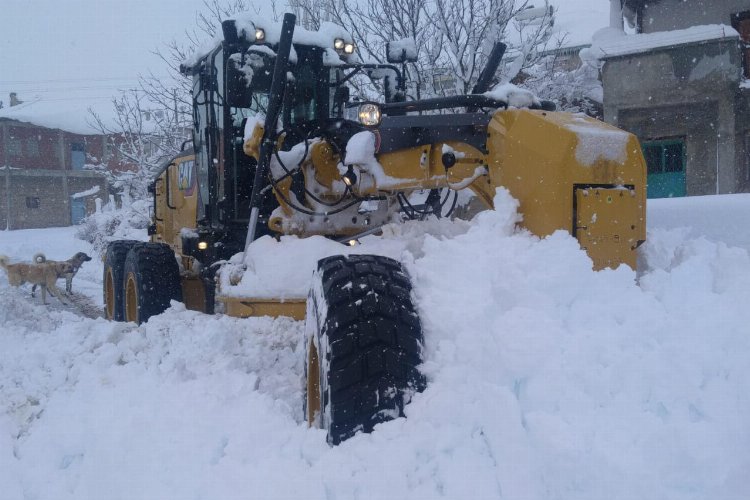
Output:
387 37 417 62
242 113 265 142
343 130 406 190
344 130 378 166
70 186 100 199
485 83 541 108
590 24 739 59
186 15 355 68
2 192 750 499
0 98 117 136
564 114 630 166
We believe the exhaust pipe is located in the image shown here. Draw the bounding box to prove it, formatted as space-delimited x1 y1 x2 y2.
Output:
471 41 507 95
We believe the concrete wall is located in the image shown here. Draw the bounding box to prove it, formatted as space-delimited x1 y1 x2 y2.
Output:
0 169 106 230
642 0 749 33
603 39 745 195
734 91 750 192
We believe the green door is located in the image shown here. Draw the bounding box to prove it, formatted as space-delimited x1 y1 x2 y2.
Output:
71 198 86 224
642 139 686 198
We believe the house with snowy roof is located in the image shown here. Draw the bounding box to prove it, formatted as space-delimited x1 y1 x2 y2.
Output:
0 96 124 229
593 0 750 198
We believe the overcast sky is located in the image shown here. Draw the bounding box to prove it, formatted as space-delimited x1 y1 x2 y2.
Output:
0 0 232 108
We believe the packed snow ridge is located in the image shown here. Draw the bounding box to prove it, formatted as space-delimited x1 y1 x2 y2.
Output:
1 192 750 499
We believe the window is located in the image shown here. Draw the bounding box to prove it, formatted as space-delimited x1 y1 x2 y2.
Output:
731 12 750 79
8 137 21 157
432 69 457 96
25 197 40 209
25 137 40 157
71 142 85 170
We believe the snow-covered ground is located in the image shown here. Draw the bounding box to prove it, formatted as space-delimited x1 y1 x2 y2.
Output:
1 193 749 500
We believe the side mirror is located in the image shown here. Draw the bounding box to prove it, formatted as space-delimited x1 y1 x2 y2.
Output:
386 38 418 64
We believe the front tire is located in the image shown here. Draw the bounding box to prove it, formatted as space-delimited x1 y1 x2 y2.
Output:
103 240 139 321
123 243 182 324
305 255 426 445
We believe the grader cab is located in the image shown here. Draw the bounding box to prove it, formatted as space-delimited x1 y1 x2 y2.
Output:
103 13 646 444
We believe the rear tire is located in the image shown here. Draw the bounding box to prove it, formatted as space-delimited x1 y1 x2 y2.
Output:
123 243 182 324
305 254 426 445
103 240 139 321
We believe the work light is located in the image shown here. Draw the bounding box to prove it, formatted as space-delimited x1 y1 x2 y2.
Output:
358 103 381 127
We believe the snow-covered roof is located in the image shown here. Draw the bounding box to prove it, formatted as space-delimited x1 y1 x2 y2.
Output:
0 98 115 136
591 24 739 59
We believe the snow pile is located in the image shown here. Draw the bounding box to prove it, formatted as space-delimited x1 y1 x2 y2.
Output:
1 193 750 499
647 194 750 251
75 199 149 255
220 235 359 299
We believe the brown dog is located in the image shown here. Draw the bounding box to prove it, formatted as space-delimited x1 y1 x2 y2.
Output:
32 252 92 294
0 254 70 305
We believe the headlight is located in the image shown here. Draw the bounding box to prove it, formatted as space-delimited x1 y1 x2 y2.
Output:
255 28 265 42
344 43 355 54
358 103 381 127
197 241 209 250
334 38 345 50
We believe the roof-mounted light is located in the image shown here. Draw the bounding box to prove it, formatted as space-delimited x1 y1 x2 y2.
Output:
334 38 345 50
255 28 265 42
343 43 355 54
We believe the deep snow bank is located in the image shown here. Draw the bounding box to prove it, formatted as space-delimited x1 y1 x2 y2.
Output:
1 193 749 499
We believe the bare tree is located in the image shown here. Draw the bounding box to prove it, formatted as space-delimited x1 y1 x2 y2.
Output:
89 0 273 201
290 0 554 99
88 90 187 202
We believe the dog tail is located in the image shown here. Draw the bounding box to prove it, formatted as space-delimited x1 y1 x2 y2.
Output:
33 253 46 264
0 255 9 270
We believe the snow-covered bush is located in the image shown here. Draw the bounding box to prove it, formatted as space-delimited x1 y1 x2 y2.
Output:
75 198 150 255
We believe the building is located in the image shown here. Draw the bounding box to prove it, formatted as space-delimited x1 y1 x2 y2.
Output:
0 96 119 229
596 0 750 198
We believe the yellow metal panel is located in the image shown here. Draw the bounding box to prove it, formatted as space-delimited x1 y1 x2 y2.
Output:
575 187 641 270
484 109 647 269
182 275 208 312
219 296 307 320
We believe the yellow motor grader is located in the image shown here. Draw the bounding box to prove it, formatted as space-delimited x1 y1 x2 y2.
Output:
103 13 646 444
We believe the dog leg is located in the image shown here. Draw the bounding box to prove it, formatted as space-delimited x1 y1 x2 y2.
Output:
66 276 72 294
49 283 69 305
31 284 37 298
46 284 69 305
